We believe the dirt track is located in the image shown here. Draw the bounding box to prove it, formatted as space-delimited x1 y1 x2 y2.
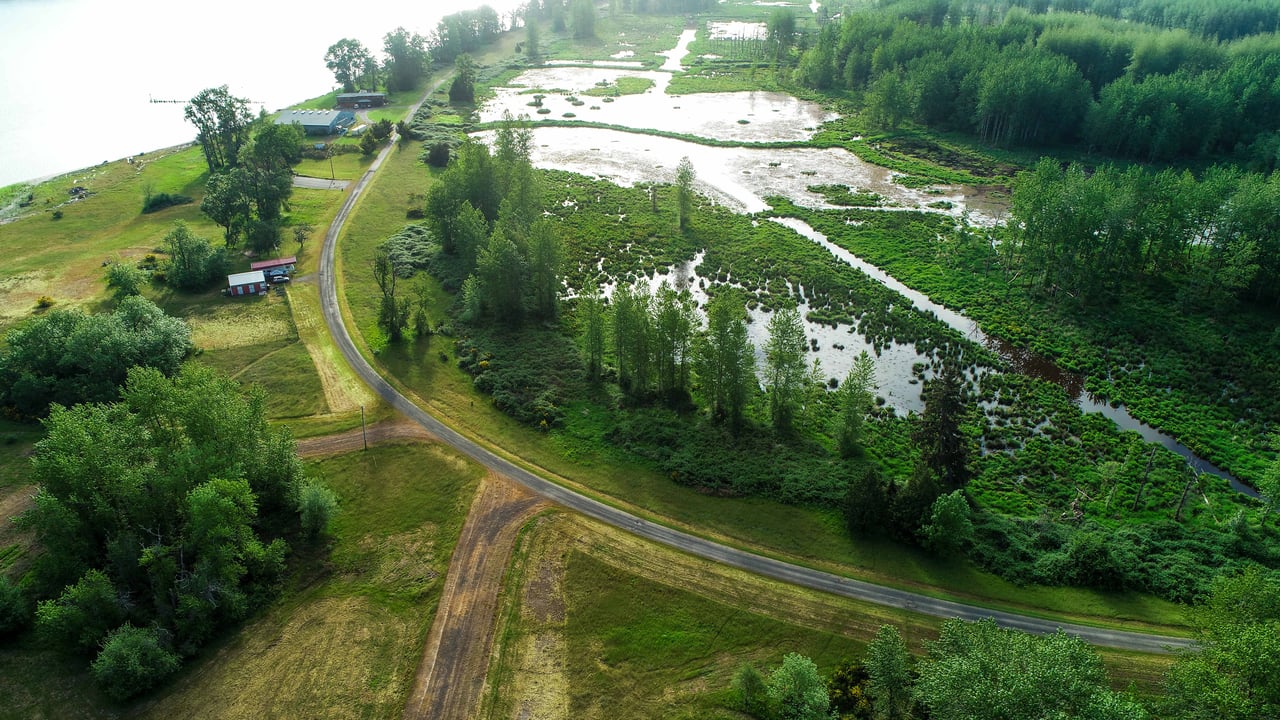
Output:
294 421 434 458
403 473 548 720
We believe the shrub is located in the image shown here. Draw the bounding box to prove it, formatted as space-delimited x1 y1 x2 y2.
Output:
35 295 54 308
141 192 193 214
425 142 452 167
90 625 181 701
51 209 63 220
0 576 31 637
105 262 145 300
35 569 125 654
381 224 437 277
295 479 338 539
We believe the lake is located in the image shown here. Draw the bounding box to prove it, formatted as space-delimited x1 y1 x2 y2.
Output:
0 0 525 187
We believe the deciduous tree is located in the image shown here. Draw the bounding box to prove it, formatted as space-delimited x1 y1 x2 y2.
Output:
921 489 972 555
835 350 876 458
372 246 410 341
764 305 808 433
325 38 372 93
915 619 1147 720
1163 567 1280 720
767 653 832 720
865 624 914 719
164 221 229 290
527 219 563 320
184 86 254 173
694 289 754 432
0 296 191 419
653 282 697 404
383 27 429 91
450 53 478 103
675 156 695 230
577 291 606 383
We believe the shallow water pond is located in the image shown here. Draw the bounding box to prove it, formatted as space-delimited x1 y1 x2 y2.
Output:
475 126 1002 224
483 68 834 143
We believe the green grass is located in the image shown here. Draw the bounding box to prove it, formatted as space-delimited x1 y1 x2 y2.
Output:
0 440 482 719
293 152 375 181
539 14 686 68
583 76 656 96
233 342 329 418
560 552 859 718
337 139 436 354
333 145 1190 633
0 430 36 491
0 146 217 330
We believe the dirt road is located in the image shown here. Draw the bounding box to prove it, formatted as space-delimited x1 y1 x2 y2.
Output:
402 474 547 720
294 421 433 458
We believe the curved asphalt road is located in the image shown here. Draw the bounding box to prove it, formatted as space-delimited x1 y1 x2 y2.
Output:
315 94 1191 656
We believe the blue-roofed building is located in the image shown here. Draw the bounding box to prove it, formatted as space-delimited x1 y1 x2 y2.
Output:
274 109 355 136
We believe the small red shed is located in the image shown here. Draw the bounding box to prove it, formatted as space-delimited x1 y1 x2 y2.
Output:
227 270 268 296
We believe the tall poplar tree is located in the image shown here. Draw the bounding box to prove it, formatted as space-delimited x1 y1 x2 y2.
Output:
763 305 808 432
694 290 754 431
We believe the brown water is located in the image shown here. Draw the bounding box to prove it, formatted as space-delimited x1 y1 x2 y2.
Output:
475 126 1005 225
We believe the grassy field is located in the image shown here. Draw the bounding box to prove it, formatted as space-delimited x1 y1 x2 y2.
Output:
0 146 215 329
0 439 482 719
482 512 1172 719
0 106 368 434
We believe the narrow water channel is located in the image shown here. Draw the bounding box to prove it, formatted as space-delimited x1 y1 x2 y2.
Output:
481 26 1254 496
773 218 1256 496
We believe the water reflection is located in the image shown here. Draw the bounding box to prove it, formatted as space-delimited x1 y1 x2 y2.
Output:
475 126 1004 224
775 218 1254 495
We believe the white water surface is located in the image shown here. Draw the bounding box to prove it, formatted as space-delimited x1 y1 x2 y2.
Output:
0 0 525 187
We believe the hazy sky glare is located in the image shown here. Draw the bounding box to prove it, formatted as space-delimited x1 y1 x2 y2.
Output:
0 0 525 186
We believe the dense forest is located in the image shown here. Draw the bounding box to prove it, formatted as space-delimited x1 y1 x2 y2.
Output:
798 0 1280 168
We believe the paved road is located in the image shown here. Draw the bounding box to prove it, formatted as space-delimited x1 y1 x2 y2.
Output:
315 86 1192 656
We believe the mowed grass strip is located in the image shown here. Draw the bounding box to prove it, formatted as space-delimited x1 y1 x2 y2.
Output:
484 512 1172 720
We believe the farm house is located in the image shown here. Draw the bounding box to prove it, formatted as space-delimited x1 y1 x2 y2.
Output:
227 270 268 296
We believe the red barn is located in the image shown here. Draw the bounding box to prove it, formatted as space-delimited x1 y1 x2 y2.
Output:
227 270 268 296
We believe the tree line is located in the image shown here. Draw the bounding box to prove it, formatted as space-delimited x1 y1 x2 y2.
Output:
0 302 336 700
799 2 1280 168
732 567 1280 718
1006 159 1280 306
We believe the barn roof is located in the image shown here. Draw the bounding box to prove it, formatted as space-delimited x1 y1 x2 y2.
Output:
250 256 297 271
275 109 349 127
228 270 266 287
